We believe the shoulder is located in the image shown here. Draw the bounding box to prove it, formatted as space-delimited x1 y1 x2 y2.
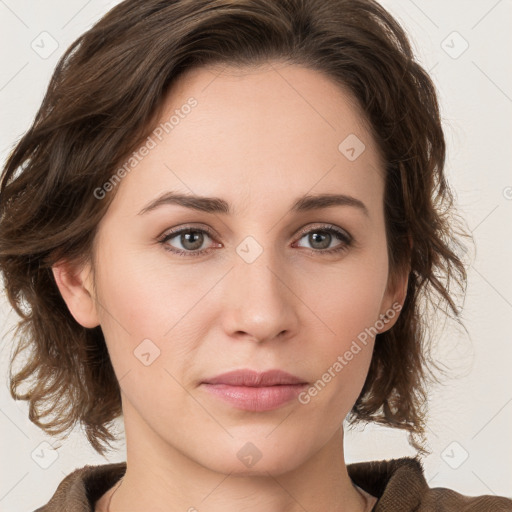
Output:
423 487 512 511
33 462 126 512
347 456 512 511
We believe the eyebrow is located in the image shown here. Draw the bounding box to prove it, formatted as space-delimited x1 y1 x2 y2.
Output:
138 191 369 217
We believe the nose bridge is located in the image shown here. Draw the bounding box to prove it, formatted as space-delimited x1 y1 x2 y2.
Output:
220 234 298 342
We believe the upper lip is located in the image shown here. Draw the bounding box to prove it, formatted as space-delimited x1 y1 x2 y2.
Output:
202 369 307 386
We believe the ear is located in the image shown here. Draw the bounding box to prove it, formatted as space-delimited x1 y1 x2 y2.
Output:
377 234 413 333
52 259 100 328
377 267 408 334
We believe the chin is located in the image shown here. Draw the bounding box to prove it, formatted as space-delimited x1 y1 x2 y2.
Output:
188 433 312 477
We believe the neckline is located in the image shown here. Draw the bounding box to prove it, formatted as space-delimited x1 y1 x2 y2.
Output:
354 483 378 511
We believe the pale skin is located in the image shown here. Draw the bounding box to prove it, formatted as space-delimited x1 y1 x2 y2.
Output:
53 62 408 512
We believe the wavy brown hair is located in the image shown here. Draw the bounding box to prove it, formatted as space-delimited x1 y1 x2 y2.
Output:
0 0 470 455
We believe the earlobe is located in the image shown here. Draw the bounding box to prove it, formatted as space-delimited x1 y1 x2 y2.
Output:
378 267 409 333
52 260 100 328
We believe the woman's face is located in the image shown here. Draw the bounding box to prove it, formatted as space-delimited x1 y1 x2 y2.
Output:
75 63 405 474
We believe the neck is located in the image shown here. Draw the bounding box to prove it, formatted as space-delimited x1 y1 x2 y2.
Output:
101 402 369 512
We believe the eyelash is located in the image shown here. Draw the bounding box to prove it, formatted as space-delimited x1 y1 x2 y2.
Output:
157 224 353 258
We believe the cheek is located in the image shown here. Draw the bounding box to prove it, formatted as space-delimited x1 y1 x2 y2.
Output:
303 249 389 340
92 242 230 393
91 252 202 414
294 250 388 411
94 244 203 336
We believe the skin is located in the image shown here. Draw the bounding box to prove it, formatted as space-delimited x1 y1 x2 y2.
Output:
54 62 407 512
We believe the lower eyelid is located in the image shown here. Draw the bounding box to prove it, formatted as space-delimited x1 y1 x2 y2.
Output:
160 229 216 251
160 226 352 254
294 229 351 250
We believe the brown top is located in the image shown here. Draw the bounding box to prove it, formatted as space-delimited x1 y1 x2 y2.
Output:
33 456 512 511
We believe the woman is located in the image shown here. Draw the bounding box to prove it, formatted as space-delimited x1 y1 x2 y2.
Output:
1 0 510 511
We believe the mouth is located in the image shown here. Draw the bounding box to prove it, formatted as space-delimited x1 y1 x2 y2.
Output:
200 369 308 412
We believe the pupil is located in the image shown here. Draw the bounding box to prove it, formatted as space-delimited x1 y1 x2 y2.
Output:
183 231 203 250
311 232 330 249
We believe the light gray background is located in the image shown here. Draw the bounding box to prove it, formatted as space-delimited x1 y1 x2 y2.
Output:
1 1 511 510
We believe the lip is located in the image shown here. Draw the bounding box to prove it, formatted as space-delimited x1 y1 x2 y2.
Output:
202 369 307 386
201 369 308 412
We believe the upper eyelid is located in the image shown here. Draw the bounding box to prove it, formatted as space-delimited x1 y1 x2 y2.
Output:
160 223 352 245
295 223 351 240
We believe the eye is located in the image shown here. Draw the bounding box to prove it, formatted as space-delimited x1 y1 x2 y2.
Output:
158 226 220 257
158 223 353 257
293 224 352 255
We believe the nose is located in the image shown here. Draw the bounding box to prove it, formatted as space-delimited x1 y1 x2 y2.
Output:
218 245 300 344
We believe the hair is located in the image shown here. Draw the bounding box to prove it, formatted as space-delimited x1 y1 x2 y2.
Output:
0 0 470 456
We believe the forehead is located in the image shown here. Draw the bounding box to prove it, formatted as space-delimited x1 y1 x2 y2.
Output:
106 62 385 219
169 62 376 158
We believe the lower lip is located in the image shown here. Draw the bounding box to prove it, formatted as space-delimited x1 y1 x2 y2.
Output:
201 383 308 411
